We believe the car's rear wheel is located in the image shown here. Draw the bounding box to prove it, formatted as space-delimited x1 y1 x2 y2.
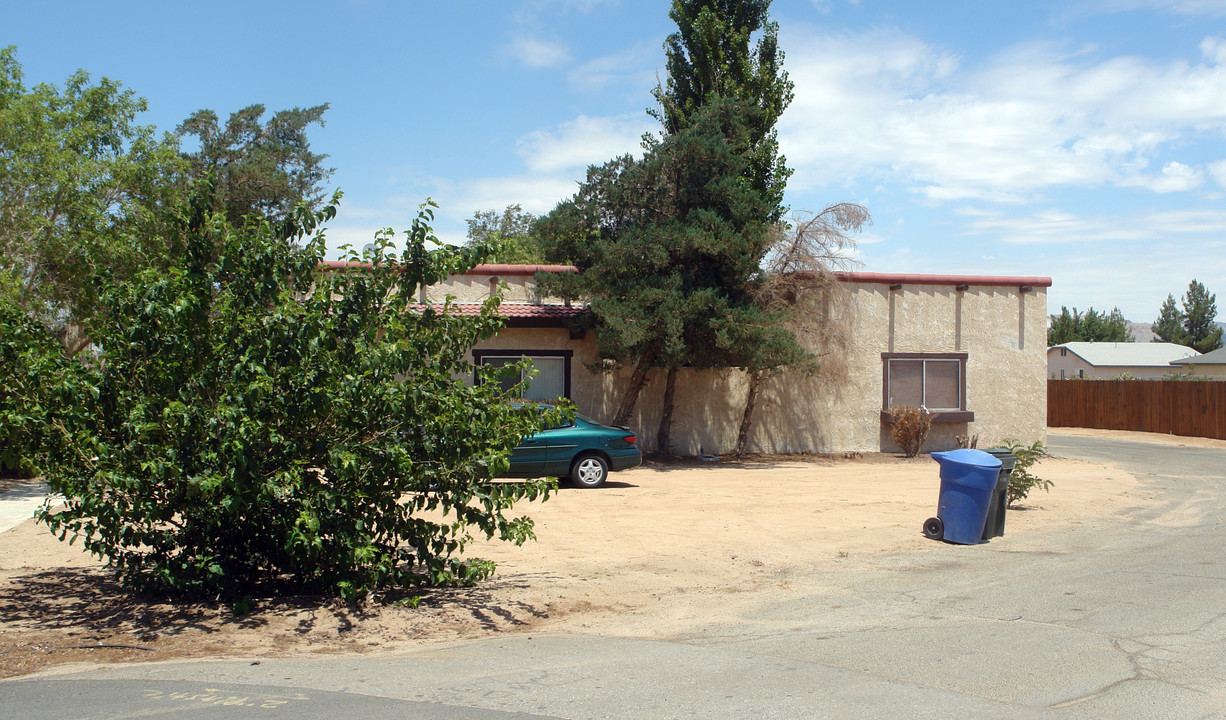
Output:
570 453 609 488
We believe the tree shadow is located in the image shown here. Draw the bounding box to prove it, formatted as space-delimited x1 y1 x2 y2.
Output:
375 572 560 632
0 567 270 641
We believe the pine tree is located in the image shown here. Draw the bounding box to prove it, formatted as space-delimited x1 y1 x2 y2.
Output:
1048 306 1133 345
1152 294 1188 345
1181 280 1224 353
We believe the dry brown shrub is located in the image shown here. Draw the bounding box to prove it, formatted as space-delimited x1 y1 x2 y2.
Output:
887 406 932 457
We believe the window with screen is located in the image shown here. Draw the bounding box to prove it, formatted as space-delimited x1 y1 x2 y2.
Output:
472 350 572 401
882 353 967 413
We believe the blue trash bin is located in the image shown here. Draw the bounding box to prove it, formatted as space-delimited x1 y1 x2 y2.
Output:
924 449 1002 545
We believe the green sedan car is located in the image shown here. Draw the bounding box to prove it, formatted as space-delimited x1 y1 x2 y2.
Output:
504 413 642 488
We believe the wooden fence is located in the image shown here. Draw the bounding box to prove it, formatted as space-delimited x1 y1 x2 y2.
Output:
1048 380 1226 440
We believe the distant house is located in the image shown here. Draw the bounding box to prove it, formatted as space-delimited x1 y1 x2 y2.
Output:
1048 342 1199 380
415 265 1052 454
1168 346 1226 379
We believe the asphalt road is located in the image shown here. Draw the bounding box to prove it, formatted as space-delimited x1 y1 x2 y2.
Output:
3 433 1224 719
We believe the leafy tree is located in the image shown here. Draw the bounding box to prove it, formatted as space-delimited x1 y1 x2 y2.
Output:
466 204 546 264
1181 280 1223 353
1151 294 1188 346
0 46 183 356
7 190 566 601
1152 280 1223 352
177 103 333 227
1046 306 1134 345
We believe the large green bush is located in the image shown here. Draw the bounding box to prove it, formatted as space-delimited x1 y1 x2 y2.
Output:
0 301 74 478
9 192 564 601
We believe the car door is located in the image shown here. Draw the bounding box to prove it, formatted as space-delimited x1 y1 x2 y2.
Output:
541 421 581 477
508 432 547 476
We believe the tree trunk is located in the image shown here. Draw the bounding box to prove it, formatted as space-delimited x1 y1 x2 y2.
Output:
60 321 93 360
655 367 678 456
613 358 652 427
735 370 764 457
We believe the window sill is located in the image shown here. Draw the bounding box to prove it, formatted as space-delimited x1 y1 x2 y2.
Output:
881 410 975 424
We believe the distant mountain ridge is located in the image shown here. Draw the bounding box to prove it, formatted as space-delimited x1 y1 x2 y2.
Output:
1125 321 1226 344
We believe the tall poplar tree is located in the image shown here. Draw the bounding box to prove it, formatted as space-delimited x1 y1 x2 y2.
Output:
538 0 799 453
651 0 793 217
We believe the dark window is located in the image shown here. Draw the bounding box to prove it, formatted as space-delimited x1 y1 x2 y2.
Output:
882 353 968 413
472 349 572 401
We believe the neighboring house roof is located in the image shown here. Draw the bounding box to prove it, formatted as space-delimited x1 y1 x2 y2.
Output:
1170 346 1226 366
1050 342 1199 368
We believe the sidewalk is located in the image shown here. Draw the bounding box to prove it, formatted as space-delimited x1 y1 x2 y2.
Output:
0 481 54 533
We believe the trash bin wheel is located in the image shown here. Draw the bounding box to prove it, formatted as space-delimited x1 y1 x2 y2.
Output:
923 517 944 540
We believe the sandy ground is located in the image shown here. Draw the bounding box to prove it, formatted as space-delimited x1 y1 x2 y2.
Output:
0 431 1172 678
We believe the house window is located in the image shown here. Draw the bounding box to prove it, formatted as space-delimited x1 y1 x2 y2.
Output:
472 349 572 401
881 352 972 422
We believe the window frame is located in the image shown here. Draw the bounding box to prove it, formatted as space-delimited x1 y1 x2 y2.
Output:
472 349 573 400
880 352 974 423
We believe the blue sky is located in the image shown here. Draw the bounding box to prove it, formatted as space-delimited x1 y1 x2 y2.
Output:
7 0 1226 321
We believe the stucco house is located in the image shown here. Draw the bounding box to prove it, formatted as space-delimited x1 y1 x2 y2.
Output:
418 264 1051 455
1047 342 1199 380
1168 346 1226 379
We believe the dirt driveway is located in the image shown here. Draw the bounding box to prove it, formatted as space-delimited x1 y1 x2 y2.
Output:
0 440 1154 678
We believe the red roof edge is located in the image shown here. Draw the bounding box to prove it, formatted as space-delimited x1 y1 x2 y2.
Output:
316 261 577 276
463 263 577 276
835 271 1052 288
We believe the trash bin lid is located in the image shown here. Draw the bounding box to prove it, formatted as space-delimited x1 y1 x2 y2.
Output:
930 448 1002 469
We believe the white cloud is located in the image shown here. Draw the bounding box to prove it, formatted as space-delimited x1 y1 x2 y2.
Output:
1080 0 1226 17
958 207 1226 245
1118 161 1205 192
778 28 1226 201
506 35 571 68
449 174 584 217
568 42 661 93
516 113 653 172
1209 159 1226 188
1203 36 1226 64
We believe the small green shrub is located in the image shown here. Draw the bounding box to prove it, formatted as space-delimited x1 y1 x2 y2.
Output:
1001 439 1052 507
888 406 932 458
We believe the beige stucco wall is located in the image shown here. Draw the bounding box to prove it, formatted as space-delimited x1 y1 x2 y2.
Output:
1175 364 1226 379
467 280 1049 455
428 274 541 304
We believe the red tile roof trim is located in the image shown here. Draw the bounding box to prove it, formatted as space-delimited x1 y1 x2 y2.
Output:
836 271 1052 288
464 264 577 276
317 261 577 275
407 303 587 319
